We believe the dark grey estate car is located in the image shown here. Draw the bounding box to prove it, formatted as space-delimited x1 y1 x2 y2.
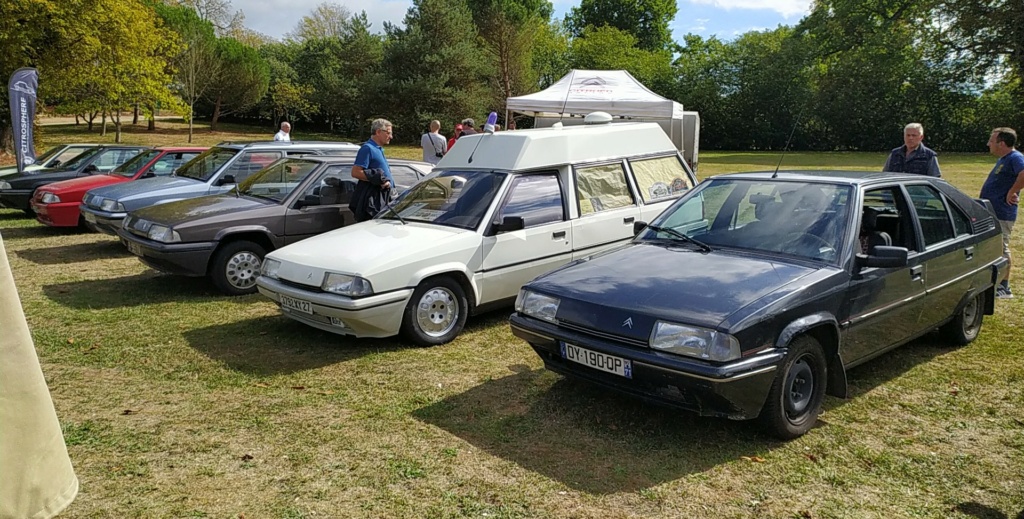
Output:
510 171 1007 439
116 156 433 295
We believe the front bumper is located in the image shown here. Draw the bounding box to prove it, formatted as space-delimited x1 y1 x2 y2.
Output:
117 229 216 277
256 276 413 339
509 313 784 420
32 200 82 227
0 190 33 211
80 205 127 235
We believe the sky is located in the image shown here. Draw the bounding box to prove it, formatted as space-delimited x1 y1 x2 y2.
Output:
232 0 813 44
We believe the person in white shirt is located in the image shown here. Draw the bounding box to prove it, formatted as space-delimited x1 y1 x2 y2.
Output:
420 120 447 165
274 121 291 142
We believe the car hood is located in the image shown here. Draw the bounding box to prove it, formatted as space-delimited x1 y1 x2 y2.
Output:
39 174 127 196
88 175 203 201
270 220 478 288
0 164 46 178
527 243 817 340
132 194 268 226
3 168 81 188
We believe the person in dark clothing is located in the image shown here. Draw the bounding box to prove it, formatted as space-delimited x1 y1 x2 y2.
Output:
883 123 941 177
349 118 394 222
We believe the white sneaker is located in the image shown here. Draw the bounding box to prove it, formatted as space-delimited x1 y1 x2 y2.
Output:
996 285 1014 299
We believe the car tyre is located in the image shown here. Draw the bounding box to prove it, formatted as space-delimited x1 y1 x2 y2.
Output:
759 335 827 440
941 291 984 346
210 240 266 296
401 276 468 346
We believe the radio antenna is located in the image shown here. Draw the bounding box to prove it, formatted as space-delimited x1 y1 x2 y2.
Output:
772 108 804 179
557 70 577 123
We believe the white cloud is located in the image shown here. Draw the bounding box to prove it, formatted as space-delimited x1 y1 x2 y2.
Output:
688 0 812 19
233 0 411 39
690 18 710 32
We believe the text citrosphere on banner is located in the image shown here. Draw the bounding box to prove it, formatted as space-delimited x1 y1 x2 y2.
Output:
8 68 39 175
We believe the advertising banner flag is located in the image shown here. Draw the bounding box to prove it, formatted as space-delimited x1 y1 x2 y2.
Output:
8 68 39 174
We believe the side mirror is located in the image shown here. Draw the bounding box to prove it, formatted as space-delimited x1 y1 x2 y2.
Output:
856 245 909 269
217 174 236 186
296 194 320 209
142 169 156 179
83 164 98 173
494 215 525 233
50 160 61 167
633 221 648 236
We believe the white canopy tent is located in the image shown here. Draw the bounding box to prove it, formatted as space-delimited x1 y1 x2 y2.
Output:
506 70 700 169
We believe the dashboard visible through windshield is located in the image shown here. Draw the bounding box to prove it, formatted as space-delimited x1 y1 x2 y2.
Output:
384 170 508 229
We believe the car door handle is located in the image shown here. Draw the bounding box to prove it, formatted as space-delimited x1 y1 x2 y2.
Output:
964 246 974 261
552 231 566 240
910 265 923 282
623 216 635 224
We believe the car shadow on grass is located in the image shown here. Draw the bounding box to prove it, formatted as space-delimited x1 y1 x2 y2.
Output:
838 333 959 401
414 366 770 495
0 225 77 240
43 272 223 308
183 315 409 375
17 239 128 264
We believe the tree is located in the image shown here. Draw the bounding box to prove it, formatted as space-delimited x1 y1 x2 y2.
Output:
568 26 673 90
286 2 353 42
931 0 1024 79
171 0 246 35
204 38 270 129
378 0 493 142
564 0 677 52
155 2 220 142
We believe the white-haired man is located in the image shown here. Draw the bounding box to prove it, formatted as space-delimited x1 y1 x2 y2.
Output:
883 122 941 177
274 121 291 142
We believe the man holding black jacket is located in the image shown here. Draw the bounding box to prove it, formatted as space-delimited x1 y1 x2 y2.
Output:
350 118 394 222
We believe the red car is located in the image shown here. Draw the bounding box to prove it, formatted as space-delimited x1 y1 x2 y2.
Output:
33 147 206 228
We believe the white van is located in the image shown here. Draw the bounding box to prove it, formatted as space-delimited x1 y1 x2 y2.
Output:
255 115 698 345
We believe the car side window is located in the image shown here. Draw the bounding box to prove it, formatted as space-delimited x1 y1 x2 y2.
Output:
863 187 918 251
905 184 955 247
498 173 564 228
302 165 356 205
151 153 197 176
223 151 282 183
94 149 141 171
575 162 635 216
390 165 421 189
949 199 973 237
629 155 693 203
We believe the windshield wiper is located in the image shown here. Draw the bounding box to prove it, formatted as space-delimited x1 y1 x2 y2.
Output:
643 224 713 253
381 197 406 225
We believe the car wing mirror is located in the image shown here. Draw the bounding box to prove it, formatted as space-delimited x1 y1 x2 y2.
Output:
141 168 156 178
856 245 909 269
217 174 236 186
633 221 648 236
494 215 525 233
83 164 98 174
296 194 320 209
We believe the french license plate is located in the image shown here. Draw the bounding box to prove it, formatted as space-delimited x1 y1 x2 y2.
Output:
561 342 632 379
83 212 97 224
280 295 313 315
124 239 143 256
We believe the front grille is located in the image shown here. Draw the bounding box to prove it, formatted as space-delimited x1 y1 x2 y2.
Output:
278 277 322 293
558 320 649 348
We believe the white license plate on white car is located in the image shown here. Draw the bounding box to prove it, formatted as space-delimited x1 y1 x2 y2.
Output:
279 295 313 315
561 342 632 379
83 212 97 223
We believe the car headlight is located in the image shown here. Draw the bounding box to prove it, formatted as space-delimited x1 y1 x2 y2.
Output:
261 258 281 279
40 192 61 204
147 224 181 243
649 321 740 362
100 199 125 212
515 289 560 323
0 181 11 190
321 272 373 296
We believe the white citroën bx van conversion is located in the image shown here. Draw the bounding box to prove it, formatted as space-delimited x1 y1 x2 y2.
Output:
255 113 699 345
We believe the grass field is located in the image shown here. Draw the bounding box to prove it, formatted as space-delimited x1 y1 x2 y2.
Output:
1 120 1022 518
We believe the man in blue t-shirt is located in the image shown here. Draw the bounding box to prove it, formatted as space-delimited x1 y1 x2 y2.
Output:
350 118 394 222
980 127 1024 299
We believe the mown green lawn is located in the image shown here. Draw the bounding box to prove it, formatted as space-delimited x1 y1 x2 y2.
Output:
1 122 1021 518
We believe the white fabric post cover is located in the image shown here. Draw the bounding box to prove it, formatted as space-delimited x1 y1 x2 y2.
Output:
0 234 78 519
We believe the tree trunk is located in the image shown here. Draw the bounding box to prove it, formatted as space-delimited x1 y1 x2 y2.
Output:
188 103 195 144
101 110 107 136
211 96 222 131
114 112 122 143
133 103 139 125
75 114 80 125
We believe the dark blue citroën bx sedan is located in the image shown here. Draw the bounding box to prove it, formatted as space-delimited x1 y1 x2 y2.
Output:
510 171 1007 439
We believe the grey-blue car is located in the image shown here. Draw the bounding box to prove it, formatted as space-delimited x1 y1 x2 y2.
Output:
80 141 359 234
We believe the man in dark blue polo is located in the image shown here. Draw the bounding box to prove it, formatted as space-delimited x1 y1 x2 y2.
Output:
350 118 394 222
883 122 941 177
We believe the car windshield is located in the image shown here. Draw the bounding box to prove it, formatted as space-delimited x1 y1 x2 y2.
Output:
176 147 239 182
111 150 162 178
384 170 508 229
238 159 319 203
35 145 63 164
58 147 102 171
643 178 854 263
